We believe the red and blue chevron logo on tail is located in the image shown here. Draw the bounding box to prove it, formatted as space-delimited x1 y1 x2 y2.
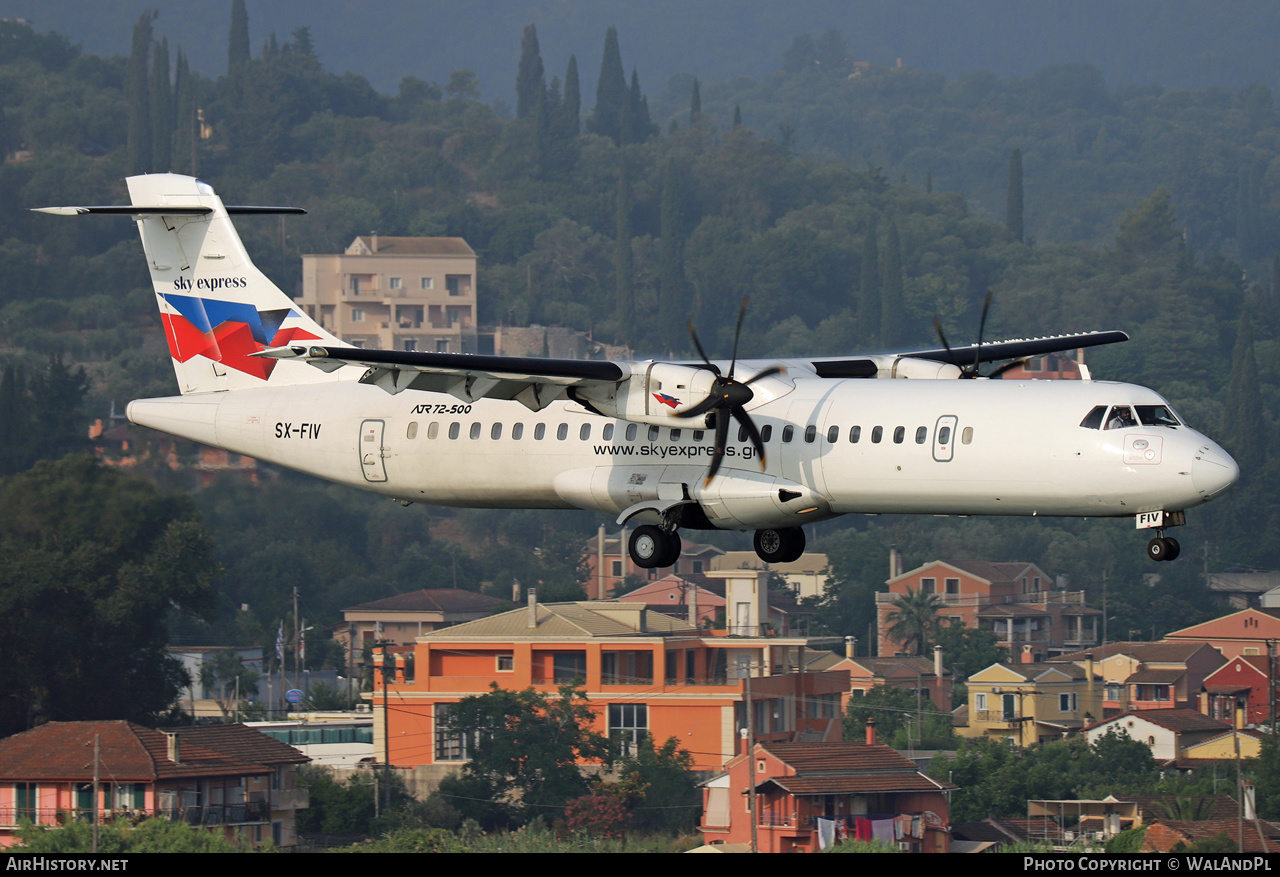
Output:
159 293 319 379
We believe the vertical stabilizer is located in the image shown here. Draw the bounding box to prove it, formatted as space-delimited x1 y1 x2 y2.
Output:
125 173 343 394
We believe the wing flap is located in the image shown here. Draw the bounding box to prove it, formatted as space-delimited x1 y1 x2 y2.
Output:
254 345 625 409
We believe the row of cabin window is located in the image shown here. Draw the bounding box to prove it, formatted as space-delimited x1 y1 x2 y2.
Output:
404 420 975 445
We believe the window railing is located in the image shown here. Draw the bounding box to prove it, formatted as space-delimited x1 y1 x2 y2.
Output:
0 801 272 828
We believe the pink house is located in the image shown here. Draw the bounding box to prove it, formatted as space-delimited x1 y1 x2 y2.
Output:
0 722 309 848
700 734 953 853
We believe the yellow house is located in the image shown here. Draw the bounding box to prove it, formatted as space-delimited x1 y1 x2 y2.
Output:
1178 728 1262 762
961 659 1102 747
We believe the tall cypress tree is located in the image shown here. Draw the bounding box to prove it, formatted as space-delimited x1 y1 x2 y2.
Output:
881 220 906 348
515 24 545 120
1006 147 1024 243
562 55 580 135
659 158 693 351
690 77 702 124
172 49 196 174
859 217 881 345
1225 306 1267 462
614 159 635 338
588 27 627 144
627 68 652 144
228 0 250 74
150 37 171 172
125 11 153 174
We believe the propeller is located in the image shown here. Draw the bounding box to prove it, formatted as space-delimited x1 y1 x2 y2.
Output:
679 297 782 485
932 290 1029 378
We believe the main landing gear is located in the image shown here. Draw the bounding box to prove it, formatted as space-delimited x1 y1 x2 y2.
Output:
629 524 683 570
628 524 807 570
1147 533 1181 562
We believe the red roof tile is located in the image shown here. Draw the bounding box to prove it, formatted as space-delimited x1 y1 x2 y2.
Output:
0 721 306 782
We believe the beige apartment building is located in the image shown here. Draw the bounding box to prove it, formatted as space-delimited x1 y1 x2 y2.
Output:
300 235 477 353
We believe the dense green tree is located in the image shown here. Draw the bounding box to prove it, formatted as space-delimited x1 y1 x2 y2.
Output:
843 684 955 750
228 0 250 74
929 623 1008 683
881 218 906 347
1223 307 1267 462
171 49 195 174
814 27 848 74
689 77 701 124
658 157 694 351
932 729 1157 821
859 217 880 344
614 158 635 337
782 34 816 73
515 24 545 120
0 456 218 736
125 10 153 173
1007 147 1024 243
149 37 171 172
1114 187 1180 261
613 736 700 834
435 684 612 828
562 54 581 136
588 26 627 144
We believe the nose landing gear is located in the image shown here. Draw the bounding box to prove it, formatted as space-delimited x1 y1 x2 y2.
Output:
1137 510 1185 562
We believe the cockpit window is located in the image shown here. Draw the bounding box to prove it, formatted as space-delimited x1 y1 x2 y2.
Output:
1080 406 1107 430
1134 405 1179 426
1104 406 1138 430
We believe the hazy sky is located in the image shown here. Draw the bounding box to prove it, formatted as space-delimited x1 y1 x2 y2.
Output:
3 0 1277 103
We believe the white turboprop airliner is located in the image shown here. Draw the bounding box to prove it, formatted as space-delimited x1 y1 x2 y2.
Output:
37 174 1239 566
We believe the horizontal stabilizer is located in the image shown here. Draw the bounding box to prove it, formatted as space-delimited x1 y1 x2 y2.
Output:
32 205 304 216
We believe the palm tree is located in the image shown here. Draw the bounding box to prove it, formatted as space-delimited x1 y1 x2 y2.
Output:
885 587 943 655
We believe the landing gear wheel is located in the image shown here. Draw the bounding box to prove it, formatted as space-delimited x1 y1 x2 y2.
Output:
754 527 806 564
656 530 683 569
1163 537 1181 561
1147 537 1170 562
630 525 681 569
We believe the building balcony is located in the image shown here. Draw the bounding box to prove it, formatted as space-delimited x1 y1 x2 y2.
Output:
267 788 309 810
0 801 271 828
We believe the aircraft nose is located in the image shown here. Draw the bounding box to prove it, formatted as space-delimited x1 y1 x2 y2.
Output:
1192 442 1239 500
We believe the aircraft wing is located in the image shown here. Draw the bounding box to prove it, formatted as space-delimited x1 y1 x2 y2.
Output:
256 328 1129 410
256 344 628 410
808 330 1130 377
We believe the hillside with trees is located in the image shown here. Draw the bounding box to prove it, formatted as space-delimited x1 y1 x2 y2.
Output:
0 7 1276 671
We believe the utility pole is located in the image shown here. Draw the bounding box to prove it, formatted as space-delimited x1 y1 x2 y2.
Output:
92 734 100 854
744 670 757 853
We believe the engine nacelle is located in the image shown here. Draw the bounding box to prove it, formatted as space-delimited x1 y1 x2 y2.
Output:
575 362 720 428
857 355 963 379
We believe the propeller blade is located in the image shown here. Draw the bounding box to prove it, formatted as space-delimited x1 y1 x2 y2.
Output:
988 357 1031 378
742 365 785 386
686 320 721 375
727 296 749 380
971 289 992 377
704 410 732 486
933 315 958 367
732 406 767 470
675 393 722 420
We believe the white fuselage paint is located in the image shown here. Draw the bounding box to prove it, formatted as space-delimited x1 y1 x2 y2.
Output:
127 370 1238 531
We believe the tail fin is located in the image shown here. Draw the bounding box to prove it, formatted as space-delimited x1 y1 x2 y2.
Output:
127 174 344 393
38 173 343 394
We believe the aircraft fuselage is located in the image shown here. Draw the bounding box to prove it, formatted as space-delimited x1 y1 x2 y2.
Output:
127 372 1237 530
